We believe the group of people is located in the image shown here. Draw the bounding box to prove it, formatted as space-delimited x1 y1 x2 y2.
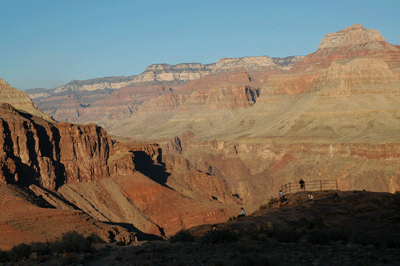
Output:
237 179 313 216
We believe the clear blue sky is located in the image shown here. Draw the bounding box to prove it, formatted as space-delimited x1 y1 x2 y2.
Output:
1 0 399 90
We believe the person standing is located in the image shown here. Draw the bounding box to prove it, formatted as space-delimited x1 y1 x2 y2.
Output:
299 179 305 191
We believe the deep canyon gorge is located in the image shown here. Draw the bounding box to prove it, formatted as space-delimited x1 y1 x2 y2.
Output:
1 23 400 249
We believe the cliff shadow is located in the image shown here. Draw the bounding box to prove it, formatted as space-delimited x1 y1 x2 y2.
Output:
12 111 67 189
105 222 165 241
132 151 171 187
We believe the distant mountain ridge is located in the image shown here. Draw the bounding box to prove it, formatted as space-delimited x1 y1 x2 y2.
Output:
27 55 302 95
26 55 303 121
2 23 400 250
23 23 400 204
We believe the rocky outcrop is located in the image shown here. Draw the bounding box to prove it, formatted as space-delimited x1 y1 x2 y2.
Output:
0 79 53 121
179 85 260 111
211 56 304 75
0 102 137 189
0 183 136 250
318 23 385 49
99 24 400 203
262 71 325 95
324 57 397 87
27 55 302 124
292 24 400 72
0 86 242 246
136 63 214 83
162 154 242 204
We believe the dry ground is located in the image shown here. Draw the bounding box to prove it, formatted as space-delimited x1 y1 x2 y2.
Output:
5 190 400 266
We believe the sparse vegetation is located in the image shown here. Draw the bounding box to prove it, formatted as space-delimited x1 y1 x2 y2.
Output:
3 191 400 265
367 196 383 205
257 233 268 241
275 229 301 243
227 215 237 223
169 230 195 243
267 197 279 208
53 230 92 253
11 243 31 260
201 229 238 244
0 249 9 263
351 231 382 247
307 229 329 245
326 228 349 243
86 233 105 244
233 253 280 266
0 231 101 263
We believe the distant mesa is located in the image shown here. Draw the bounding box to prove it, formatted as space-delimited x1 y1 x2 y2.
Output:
0 79 53 121
318 23 385 49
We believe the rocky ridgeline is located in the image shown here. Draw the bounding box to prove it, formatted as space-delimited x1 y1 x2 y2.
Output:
292 24 400 72
136 63 214 83
0 79 52 120
210 55 303 74
0 103 136 189
0 87 243 249
318 23 385 49
99 24 400 205
26 55 303 122
27 55 301 97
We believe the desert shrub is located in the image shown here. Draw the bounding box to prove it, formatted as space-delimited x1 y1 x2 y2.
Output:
382 232 400 248
201 229 238 244
259 204 267 210
233 253 280 266
264 221 274 231
257 233 268 241
0 249 11 263
53 231 92 253
351 231 381 247
327 228 349 243
30 241 52 256
297 226 309 236
275 229 301 243
227 216 237 223
169 230 195 243
267 198 279 208
307 229 329 245
158 242 171 252
368 196 383 205
86 233 104 244
11 243 31 260
116 240 126 246
364 202 379 211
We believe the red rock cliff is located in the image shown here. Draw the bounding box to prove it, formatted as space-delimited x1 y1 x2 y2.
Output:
0 103 135 189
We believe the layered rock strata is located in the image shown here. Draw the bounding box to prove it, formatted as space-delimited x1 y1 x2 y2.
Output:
0 88 242 248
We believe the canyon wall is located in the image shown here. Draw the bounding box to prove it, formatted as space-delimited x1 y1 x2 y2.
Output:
0 86 243 248
100 24 400 204
8 24 400 245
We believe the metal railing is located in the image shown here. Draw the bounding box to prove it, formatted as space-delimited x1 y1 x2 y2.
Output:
280 179 338 195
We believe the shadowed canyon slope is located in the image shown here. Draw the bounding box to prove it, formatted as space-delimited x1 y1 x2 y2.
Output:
27 24 400 206
3 24 398 251
0 82 243 249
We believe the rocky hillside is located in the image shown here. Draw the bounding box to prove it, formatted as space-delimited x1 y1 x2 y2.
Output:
68 24 400 205
0 86 247 250
14 23 400 238
26 55 302 123
23 24 400 206
0 79 52 121
6 190 400 265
